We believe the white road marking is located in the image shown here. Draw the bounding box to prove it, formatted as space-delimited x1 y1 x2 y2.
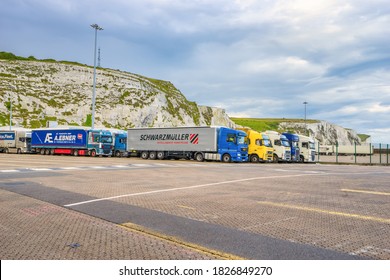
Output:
64 173 318 207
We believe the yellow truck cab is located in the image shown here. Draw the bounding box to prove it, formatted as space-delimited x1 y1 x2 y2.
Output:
241 128 274 163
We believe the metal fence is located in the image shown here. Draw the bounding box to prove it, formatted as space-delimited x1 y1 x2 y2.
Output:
316 143 390 165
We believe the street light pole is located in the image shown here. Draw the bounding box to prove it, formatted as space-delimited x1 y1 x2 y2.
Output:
303 101 308 135
8 85 15 131
9 92 12 131
90 23 103 130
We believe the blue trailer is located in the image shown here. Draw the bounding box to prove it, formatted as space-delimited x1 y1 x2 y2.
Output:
31 128 113 156
282 132 300 162
127 126 248 162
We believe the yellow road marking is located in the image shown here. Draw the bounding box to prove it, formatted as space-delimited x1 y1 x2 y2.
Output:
120 222 245 260
341 189 390 196
257 201 390 224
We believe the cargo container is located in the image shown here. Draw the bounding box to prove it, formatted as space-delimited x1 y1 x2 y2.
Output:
0 130 31 154
31 128 113 156
127 126 248 162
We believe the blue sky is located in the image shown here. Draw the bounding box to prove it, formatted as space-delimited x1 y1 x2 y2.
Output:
1 0 390 142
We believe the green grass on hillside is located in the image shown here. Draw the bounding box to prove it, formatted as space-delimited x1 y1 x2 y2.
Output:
231 118 319 132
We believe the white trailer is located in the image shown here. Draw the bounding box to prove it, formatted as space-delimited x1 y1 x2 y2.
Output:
337 145 372 155
0 130 31 154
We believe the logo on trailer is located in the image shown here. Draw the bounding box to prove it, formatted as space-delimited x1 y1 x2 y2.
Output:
190 134 199 144
77 134 83 140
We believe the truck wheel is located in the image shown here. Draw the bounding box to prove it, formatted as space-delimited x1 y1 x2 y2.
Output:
195 153 204 162
17 148 21 154
273 154 279 163
115 150 121 157
222 153 231 163
250 154 259 163
140 151 149 159
73 150 79 156
90 150 97 157
299 155 304 163
149 152 157 160
40 149 45 155
157 151 165 160
5 148 9 154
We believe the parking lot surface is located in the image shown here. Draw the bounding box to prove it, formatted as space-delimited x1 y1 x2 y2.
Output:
0 154 389 260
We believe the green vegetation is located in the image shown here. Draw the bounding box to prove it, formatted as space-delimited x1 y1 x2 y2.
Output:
83 114 92 127
0 51 87 67
231 118 319 132
358 134 370 142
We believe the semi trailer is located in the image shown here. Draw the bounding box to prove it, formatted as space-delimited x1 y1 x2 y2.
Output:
127 126 248 162
31 128 113 156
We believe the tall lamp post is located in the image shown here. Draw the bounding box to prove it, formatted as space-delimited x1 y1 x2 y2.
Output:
90 23 103 130
8 85 15 131
303 101 308 135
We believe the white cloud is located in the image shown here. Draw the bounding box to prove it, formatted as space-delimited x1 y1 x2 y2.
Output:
1 0 390 142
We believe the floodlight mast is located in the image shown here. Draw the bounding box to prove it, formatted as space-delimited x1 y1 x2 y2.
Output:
90 24 103 130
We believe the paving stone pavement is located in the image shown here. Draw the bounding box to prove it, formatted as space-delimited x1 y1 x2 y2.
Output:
0 189 224 260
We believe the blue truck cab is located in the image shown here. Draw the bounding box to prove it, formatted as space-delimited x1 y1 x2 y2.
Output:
112 133 128 157
282 132 300 162
217 127 248 162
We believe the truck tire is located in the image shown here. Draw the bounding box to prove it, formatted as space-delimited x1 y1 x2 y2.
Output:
115 150 121 157
140 151 149 159
40 149 45 155
73 150 78 156
5 148 9 154
195 152 204 162
17 148 21 154
250 154 259 163
90 150 97 157
157 151 165 160
273 154 279 163
222 153 231 163
149 151 157 160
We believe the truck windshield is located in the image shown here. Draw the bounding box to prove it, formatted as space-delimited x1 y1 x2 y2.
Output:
281 140 290 147
263 139 272 147
292 141 299 148
309 142 315 149
101 136 113 144
237 136 245 145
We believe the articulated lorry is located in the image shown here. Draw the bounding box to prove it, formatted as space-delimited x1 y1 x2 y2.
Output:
282 132 300 162
112 132 128 157
298 134 316 162
0 130 31 154
31 128 113 156
264 131 291 162
127 126 248 162
241 128 273 162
